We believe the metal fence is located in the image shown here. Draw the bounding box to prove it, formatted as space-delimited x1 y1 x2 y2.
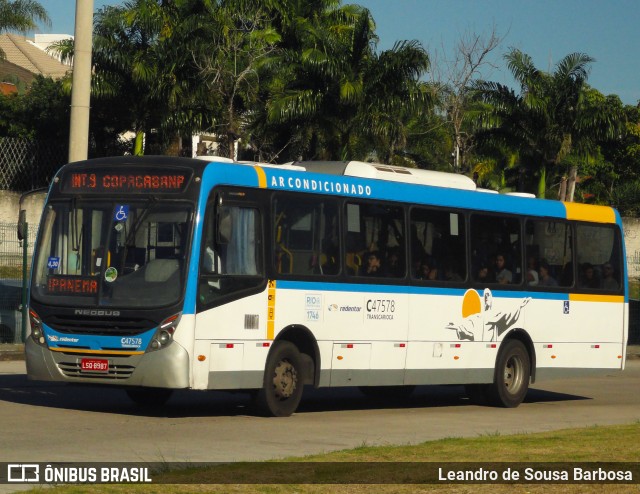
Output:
0 137 66 192
0 223 36 343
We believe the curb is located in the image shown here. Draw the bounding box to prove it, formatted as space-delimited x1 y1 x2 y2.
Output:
0 344 24 361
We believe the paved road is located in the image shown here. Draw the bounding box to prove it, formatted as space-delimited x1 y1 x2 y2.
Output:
0 360 639 463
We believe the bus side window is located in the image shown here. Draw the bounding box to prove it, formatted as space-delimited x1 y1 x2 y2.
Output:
576 224 622 293
273 194 340 277
525 219 574 289
346 201 405 278
411 208 466 283
471 214 521 285
198 198 264 306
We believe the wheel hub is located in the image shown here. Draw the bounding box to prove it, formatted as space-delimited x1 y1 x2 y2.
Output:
272 359 297 399
504 356 522 393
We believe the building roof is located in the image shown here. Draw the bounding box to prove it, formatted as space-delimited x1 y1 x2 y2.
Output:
0 82 18 95
0 33 70 83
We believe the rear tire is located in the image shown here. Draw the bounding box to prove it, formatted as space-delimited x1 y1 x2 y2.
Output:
486 339 530 408
126 387 173 407
254 341 304 417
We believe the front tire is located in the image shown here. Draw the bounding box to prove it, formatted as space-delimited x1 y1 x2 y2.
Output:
254 341 304 417
487 339 530 408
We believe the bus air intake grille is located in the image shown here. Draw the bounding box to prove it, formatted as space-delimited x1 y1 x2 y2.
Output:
57 361 135 379
45 315 156 335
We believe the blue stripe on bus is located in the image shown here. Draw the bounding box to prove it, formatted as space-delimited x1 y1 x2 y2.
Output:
275 280 571 300
197 163 570 219
258 166 567 218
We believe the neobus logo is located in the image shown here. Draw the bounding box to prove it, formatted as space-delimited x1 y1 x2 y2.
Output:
74 309 121 317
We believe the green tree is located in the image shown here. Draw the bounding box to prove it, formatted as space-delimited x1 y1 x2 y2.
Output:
0 0 48 34
261 3 431 163
17 75 70 140
90 0 171 155
178 0 282 158
474 49 623 199
579 98 640 214
0 76 69 139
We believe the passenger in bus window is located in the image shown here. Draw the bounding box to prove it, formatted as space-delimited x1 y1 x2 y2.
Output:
526 269 539 286
601 263 619 291
538 261 558 287
579 263 600 289
416 256 438 280
476 263 493 284
385 247 403 277
494 253 512 284
443 262 463 283
364 251 384 276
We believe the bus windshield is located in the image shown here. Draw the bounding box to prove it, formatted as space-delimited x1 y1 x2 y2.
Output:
31 199 193 308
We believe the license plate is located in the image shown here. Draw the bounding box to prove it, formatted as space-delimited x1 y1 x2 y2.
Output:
80 358 109 373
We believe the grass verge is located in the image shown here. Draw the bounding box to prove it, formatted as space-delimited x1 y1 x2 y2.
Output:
25 422 640 494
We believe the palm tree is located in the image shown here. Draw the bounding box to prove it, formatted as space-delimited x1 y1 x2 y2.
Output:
178 0 282 159
0 0 49 58
253 0 363 161
474 49 623 199
262 4 432 162
0 0 48 33
88 0 174 155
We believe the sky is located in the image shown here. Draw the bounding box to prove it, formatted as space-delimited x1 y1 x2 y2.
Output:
36 0 640 105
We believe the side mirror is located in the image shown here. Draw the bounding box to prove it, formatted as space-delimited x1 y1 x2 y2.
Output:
17 210 26 241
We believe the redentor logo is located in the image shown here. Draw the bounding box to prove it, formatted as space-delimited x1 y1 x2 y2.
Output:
7 464 39 482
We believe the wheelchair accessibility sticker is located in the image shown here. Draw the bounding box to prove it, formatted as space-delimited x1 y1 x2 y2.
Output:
114 205 129 222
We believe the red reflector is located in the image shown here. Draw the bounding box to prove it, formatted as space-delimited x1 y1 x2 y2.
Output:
226 344 234 349
593 345 600 349
544 344 553 349
399 343 406 348
346 344 354 349
263 342 270 347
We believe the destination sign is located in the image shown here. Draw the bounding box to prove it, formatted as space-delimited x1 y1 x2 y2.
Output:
60 167 192 193
47 276 99 295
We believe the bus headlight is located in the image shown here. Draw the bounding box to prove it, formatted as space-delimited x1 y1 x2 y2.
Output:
147 313 181 352
29 309 46 346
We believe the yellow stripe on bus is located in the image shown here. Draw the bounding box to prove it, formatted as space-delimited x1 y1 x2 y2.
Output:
254 166 267 188
49 348 145 356
267 279 276 340
563 202 616 224
569 293 625 303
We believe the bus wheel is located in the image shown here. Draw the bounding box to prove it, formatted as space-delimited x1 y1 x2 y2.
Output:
254 341 304 417
125 387 173 407
487 339 530 408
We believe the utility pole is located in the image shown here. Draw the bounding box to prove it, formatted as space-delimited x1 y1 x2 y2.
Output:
68 0 94 163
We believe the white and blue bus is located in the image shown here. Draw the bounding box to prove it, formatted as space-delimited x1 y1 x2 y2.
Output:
24 156 628 416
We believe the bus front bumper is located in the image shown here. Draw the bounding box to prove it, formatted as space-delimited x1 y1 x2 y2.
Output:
25 338 190 389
